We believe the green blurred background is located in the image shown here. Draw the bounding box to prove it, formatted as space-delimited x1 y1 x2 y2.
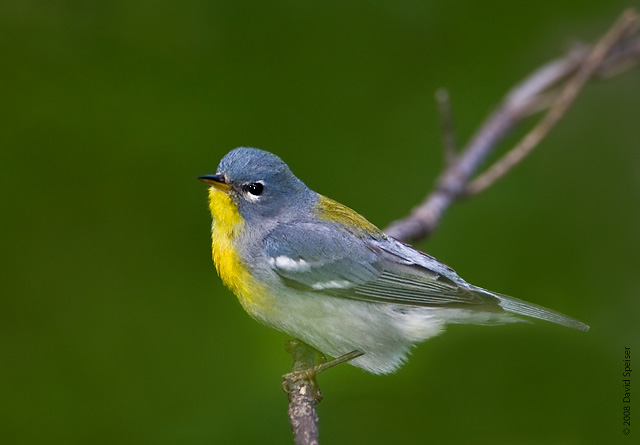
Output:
1 1 639 444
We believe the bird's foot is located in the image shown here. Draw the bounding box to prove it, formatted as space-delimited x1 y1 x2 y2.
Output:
282 349 363 400
284 350 363 381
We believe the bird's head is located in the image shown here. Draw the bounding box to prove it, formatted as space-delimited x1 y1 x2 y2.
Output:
199 147 315 222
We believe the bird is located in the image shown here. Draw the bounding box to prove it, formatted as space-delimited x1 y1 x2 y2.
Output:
199 147 589 375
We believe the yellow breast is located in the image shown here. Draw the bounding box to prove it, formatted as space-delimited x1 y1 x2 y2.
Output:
207 188 268 315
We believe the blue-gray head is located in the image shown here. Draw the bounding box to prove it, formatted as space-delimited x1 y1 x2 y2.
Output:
199 147 315 219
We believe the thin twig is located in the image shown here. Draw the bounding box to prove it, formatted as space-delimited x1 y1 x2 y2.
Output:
597 36 640 77
384 9 640 243
465 9 640 196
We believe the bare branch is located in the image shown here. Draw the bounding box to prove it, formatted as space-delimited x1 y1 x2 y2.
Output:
384 9 640 243
465 9 640 197
596 35 640 78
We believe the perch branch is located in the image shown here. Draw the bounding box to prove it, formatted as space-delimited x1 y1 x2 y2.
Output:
283 341 321 445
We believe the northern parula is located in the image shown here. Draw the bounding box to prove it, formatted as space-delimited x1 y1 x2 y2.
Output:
199 147 588 374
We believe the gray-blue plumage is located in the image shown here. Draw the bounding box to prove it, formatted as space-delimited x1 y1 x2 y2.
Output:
206 147 589 374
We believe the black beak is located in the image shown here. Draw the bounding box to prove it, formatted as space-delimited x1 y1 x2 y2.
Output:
198 174 230 191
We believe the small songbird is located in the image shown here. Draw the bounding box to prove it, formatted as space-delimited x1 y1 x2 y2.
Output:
199 147 588 374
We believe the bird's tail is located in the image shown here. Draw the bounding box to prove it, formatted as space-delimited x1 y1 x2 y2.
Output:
476 287 590 331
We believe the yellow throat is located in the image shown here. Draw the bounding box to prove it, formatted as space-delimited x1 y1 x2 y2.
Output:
207 187 265 311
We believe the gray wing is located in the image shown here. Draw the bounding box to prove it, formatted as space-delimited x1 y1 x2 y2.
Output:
351 237 499 307
262 222 381 290
263 224 589 330
262 223 497 307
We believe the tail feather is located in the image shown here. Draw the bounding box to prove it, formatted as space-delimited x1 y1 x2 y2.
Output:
476 288 590 331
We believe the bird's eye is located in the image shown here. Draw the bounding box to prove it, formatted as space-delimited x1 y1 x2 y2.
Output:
244 182 264 196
